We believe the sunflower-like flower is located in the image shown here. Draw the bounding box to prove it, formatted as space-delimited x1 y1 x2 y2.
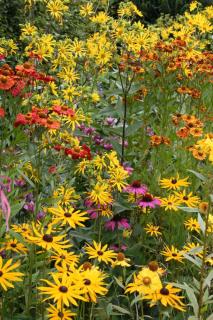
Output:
50 250 79 268
159 175 190 190
47 304 76 320
160 194 182 211
48 206 88 229
88 182 113 206
85 241 116 264
27 224 71 252
79 266 108 302
126 267 162 295
144 224 162 237
143 284 186 311
161 245 184 263
112 252 131 267
184 217 200 233
174 190 200 207
0 257 24 291
38 273 86 309
4 238 28 254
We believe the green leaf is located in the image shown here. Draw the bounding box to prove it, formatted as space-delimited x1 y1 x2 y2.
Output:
187 170 206 182
178 207 199 213
113 276 125 289
126 121 142 137
207 314 213 320
184 283 199 316
183 253 202 268
111 304 131 315
198 213 206 234
204 269 213 288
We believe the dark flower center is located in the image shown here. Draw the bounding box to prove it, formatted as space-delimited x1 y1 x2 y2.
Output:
148 261 158 271
59 286 68 293
142 194 153 202
143 277 151 285
60 255 66 259
131 180 141 188
171 179 177 184
83 262 92 270
58 311 64 317
0 271 3 276
84 279 91 285
97 250 103 256
183 196 188 200
42 234 53 242
117 252 125 261
64 212 71 217
11 243 17 248
160 287 170 295
172 253 177 257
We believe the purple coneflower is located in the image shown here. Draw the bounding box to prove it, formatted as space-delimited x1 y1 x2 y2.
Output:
124 180 147 195
138 193 161 208
105 217 130 231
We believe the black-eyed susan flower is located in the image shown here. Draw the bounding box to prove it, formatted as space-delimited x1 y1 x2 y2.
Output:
48 206 88 229
160 175 190 190
184 217 200 233
183 242 203 258
160 194 182 211
38 273 86 309
111 252 131 267
27 224 71 252
126 267 162 295
80 266 108 302
108 166 129 192
88 182 112 206
85 241 116 264
53 186 80 206
50 250 79 268
144 224 162 237
174 190 200 207
161 245 184 263
0 257 24 291
143 284 186 311
4 238 28 254
47 304 76 320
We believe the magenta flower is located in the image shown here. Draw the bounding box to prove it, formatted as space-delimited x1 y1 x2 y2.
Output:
124 180 147 195
138 193 161 208
105 217 130 231
110 244 127 252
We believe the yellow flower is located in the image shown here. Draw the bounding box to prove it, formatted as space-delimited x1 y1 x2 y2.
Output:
49 82 58 96
174 190 200 207
38 272 86 309
20 23 38 40
183 242 203 258
85 241 116 264
108 166 129 192
161 245 184 263
57 66 79 84
126 268 162 295
112 252 131 267
184 217 200 233
80 267 108 302
159 175 190 190
91 12 109 24
144 224 162 237
160 194 182 211
190 1 199 12
46 0 69 24
79 3 94 17
70 39 86 57
75 159 90 175
91 92 100 103
48 206 88 229
50 250 79 268
0 257 24 291
47 304 76 320
27 224 71 252
88 182 112 205
62 87 80 102
143 284 186 311
53 186 80 206
4 238 28 254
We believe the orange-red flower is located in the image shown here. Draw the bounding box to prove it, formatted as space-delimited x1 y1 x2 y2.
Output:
0 75 15 90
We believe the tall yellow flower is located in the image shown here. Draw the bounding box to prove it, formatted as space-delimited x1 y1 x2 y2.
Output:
0 257 24 291
46 0 69 24
88 182 112 205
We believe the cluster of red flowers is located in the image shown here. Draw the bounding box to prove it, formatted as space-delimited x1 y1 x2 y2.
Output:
14 106 60 130
0 61 54 96
52 105 75 117
53 144 92 160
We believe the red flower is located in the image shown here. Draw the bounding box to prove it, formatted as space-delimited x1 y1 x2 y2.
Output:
0 107 5 118
14 114 27 127
0 75 15 90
